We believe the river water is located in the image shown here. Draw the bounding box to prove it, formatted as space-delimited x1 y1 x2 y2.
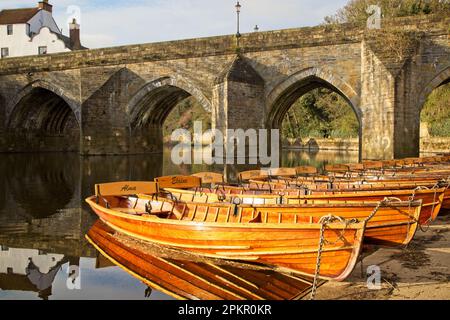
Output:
0 148 358 300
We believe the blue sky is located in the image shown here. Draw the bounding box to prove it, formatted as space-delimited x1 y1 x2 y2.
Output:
1 1 349 48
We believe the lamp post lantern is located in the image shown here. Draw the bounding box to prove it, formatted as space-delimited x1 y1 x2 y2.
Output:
235 1 242 47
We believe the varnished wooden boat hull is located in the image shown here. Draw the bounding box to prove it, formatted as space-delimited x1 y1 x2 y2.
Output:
86 196 366 281
287 189 444 225
249 178 440 190
443 189 450 210
165 187 442 226
86 220 321 300
246 179 450 209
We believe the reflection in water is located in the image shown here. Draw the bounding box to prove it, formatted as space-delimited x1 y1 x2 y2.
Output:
1 154 78 219
282 149 358 169
0 148 351 299
86 220 320 300
0 246 69 300
25 256 66 300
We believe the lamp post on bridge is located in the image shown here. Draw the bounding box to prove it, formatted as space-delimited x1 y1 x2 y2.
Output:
235 1 242 49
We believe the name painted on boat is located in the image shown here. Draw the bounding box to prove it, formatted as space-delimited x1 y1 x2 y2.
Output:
172 177 188 184
121 185 137 192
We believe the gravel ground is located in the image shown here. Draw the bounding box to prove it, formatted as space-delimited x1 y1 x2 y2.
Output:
315 212 450 300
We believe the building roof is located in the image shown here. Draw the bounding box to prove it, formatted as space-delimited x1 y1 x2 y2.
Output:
55 33 88 50
0 8 40 25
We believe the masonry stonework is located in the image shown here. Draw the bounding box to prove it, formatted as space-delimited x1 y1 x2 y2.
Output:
0 15 448 160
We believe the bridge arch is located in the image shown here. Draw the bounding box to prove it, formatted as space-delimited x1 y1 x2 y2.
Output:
418 66 450 154
6 80 80 152
7 80 80 124
127 76 211 128
417 66 450 111
126 76 212 153
267 67 361 129
266 68 362 159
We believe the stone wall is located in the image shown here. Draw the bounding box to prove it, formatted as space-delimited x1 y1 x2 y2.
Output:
283 137 449 154
421 137 450 154
283 138 359 151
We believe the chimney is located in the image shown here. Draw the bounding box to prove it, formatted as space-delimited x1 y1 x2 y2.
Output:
38 0 53 13
69 18 82 50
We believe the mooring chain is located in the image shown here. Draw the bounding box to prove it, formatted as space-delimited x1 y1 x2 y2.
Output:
310 218 327 300
408 187 424 223
364 197 392 223
310 214 350 300
419 187 438 233
403 188 422 245
408 187 418 203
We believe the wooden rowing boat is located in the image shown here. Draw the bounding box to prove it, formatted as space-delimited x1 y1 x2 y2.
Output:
247 178 435 191
86 220 322 300
85 181 368 280
166 170 449 211
286 188 444 226
245 175 450 210
163 186 444 226
243 165 450 183
156 187 422 246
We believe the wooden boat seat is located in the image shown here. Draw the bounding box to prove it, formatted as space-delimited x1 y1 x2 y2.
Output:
155 175 202 189
238 170 269 183
191 172 224 185
295 166 318 176
269 168 297 178
113 207 172 218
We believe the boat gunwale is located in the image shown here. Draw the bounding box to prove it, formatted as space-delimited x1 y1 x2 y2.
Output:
162 187 445 201
135 194 422 209
85 196 369 230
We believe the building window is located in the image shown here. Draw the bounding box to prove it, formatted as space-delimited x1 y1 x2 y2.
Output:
26 24 31 37
38 46 47 55
1 48 9 58
7 25 13 35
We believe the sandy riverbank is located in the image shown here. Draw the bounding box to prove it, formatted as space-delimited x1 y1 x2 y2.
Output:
315 212 450 300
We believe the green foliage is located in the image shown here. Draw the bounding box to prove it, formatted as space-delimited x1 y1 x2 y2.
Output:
324 0 450 25
163 97 211 138
421 83 450 137
281 88 359 140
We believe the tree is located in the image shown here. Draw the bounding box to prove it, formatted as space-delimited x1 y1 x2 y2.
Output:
324 0 450 25
281 88 359 140
421 83 450 137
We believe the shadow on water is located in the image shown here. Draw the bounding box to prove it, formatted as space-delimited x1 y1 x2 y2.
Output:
0 148 356 300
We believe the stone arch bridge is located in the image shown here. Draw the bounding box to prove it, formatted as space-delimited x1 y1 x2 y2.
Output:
0 15 448 160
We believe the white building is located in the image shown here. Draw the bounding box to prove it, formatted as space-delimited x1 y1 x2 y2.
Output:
0 246 64 275
0 0 85 59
